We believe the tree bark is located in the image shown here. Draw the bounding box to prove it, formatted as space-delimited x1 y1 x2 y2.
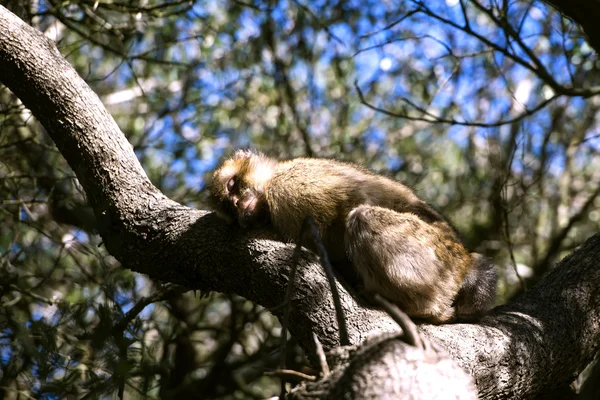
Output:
1 5 600 399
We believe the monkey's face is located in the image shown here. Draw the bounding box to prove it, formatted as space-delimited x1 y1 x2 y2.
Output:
211 151 275 227
214 174 266 227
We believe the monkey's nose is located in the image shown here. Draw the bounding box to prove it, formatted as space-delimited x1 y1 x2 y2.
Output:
240 196 258 213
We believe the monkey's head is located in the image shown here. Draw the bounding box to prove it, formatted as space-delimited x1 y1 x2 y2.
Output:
211 150 276 227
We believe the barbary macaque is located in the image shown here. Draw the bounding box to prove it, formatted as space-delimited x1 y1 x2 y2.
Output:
211 150 497 323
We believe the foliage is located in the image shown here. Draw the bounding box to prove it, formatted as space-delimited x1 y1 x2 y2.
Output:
1 0 600 397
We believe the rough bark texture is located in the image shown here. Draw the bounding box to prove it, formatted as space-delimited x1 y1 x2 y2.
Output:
423 235 600 398
290 334 478 399
1 4 600 399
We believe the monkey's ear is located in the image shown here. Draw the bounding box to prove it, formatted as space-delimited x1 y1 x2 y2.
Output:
233 149 257 159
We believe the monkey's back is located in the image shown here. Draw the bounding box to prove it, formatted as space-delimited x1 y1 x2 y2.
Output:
265 157 447 240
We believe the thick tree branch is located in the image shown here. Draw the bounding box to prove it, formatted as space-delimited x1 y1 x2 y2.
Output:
0 4 397 355
544 0 600 55
1 6 600 399
424 233 600 398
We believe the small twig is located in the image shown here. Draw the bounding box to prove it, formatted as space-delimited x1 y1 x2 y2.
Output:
371 293 423 350
503 202 525 291
9 283 55 305
313 332 330 377
500 134 526 291
355 79 560 128
359 9 419 38
279 216 350 398
113 284 187 333
266 369 317 383
304 216 350 346
279 226 305 399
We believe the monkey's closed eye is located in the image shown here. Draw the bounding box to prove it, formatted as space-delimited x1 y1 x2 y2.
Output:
226 177 237 193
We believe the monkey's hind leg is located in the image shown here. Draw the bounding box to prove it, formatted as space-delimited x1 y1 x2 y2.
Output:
344 205 463 323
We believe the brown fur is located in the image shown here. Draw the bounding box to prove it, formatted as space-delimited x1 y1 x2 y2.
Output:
211 150 497 323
